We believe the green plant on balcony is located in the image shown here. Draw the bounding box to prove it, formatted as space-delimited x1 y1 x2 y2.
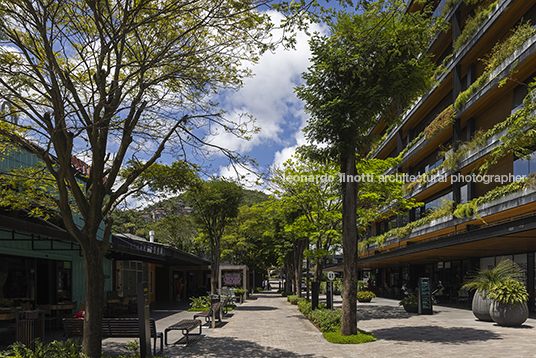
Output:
484 21 536 73
453 1 498 53
454 70 490 111
453 173 536 219
424 105 455 140
360 200 454 253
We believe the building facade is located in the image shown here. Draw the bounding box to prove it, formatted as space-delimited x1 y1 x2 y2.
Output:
360 0 536 308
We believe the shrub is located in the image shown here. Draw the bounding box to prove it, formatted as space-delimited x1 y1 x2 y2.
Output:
189 295 210 309
399 295 418 307
287 295 298 305
311 309 341 333
322 329 377 344
297 298 313 319
0 339 84 358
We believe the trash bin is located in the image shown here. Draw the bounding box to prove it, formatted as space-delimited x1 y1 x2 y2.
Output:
16 310 45 349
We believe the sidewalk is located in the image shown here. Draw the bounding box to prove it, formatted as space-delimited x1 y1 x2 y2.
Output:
179 289 536 358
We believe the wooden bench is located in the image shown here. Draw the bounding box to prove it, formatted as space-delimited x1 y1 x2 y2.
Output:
63 318 163 355
193 301 222 325
164 319 201 345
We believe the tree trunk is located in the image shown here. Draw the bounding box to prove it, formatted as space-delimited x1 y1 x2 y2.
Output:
211 236 220 294
81 241 106 358
293 238 307 297
284 256 293 293
341 151 358 336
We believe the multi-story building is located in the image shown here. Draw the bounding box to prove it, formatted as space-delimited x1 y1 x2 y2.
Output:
359 0 536 308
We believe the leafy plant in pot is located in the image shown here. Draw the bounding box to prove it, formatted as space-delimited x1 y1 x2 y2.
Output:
399 295 418 313
357 290 376 303
487 279 529 326
461 259 524 321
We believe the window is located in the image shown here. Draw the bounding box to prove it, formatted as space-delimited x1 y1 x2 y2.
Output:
121 260 143 297
513 151 536 178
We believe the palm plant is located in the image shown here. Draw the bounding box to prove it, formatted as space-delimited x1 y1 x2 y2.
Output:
461 259 524 295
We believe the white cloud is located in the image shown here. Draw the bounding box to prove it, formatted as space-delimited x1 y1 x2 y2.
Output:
218 162 265 190
207 11 326 156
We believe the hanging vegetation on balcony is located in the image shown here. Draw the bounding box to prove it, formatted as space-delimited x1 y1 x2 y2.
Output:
453 1 499 53
359 201 454 253
483 21 536 73
453 173 536 220
424 105 455 140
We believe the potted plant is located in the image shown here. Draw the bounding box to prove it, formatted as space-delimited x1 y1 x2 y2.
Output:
357 290 376 303
487 279 529 327
399 295 418 313
233 288 246 303
462 259 524 321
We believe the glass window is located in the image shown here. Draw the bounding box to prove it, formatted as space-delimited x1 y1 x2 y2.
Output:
514 158 529 178
513 151 536 178
121 260 143 297
480 257 495 271
460 184 468 204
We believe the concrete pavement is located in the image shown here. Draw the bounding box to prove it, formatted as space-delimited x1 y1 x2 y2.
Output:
3 288 535 357
177 289 536 358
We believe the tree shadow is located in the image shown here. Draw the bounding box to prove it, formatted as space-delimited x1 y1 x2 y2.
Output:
235 306 278 311
357 305 415 321
370 325 502 343
183 336 317 358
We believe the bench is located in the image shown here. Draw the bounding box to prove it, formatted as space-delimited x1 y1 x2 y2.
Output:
63 318 163 355
164 319 201 345
193 302 222 325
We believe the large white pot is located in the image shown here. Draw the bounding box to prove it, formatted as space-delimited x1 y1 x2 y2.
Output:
472 290 493 321
489 300 528 327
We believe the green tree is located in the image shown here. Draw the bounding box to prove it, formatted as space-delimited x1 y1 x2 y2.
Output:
295 1 442 335
270 155 342 293
221 204 277 273
111 209 149 237
186 178 243 294
151 214 200 253
0 0 278 355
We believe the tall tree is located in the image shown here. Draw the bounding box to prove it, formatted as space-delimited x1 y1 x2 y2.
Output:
270 155 341 288
221 204 277 273
186 178 243 294
295 1 442 335
0 0 278 356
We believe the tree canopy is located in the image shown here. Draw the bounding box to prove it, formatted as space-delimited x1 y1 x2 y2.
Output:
295 0 443 335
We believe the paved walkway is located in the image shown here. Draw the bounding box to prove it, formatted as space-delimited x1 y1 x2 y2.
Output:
3 288 535 357
177 289 536 358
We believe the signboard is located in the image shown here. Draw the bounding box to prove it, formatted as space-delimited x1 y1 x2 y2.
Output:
137 282 151 357
327 271 335 281
223 273 241 285
418 277 433 315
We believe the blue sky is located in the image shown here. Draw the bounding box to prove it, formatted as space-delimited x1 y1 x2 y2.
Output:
206 11 327 188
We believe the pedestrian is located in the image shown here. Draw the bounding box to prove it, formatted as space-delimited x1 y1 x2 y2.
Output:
401 282 409 296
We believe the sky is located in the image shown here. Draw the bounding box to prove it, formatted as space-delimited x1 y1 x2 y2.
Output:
206 11 327 189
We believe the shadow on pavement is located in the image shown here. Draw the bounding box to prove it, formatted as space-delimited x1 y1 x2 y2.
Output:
183 336 317 358
235 306 278 311
370 325 501 343
357 305 414 321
